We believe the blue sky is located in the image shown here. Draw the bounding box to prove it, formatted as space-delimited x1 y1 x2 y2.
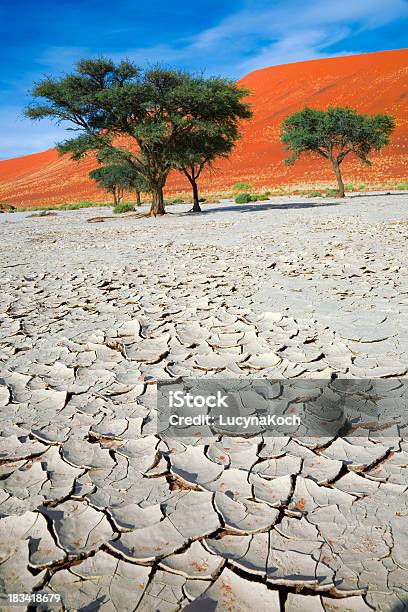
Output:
0 0 407 160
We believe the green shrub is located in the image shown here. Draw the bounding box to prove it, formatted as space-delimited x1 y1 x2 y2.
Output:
232 181 253 191
61 202 93 210
307 191 323 198
16 201 111 212
171 197 185 204
235 192 253 204
397 182 408 190
113 202 135 214
357 183 366 191
344 183 354 192
198 197 206 202
60 201 110 210
325 188 339 198
252 193 270 201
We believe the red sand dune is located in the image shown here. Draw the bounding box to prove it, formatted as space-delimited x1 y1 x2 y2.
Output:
1 49 407 207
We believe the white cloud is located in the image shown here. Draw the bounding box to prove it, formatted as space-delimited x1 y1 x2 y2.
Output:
189 0 408 71
29 1 408 79
193 0 407 45
99 0 407 77
304 0 408 28
237 27 353 73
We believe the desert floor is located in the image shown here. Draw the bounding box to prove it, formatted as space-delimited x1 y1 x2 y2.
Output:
0 192 407 611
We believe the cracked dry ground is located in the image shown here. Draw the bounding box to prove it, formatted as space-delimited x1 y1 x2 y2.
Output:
0 194 408 611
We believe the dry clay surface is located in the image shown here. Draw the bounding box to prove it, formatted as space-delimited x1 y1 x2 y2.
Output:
0 193 408 611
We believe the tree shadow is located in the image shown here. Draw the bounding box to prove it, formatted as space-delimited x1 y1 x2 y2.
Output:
184 599 217 611
348 191 408 199
181 199 341 216
178 190 408 216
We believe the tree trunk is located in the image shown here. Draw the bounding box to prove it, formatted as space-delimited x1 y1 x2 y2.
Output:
150 183 166 216
184 171 202 213
191 179 201 213
113 187 119 207
332 160 345 198
135 191 141 207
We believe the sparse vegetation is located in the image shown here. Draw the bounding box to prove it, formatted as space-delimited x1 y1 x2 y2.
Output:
235 192 253 204
15 201 112 212
6 180 407 215
61 201 102 211
307 191 323 198
232 181 253 191
113 202 135 214
234 191 270 203
253 192 270 201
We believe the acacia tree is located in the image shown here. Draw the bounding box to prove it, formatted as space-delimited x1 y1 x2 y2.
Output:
175 84 252 213
89 164 130 206
25 58 251 215
89 163 147 207
281 107 395 197
176 129 241 213
94 146 148 206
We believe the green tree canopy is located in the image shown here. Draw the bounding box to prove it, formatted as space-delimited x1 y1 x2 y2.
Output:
281 106 395 197
25 58 251 215
94 146 148 206
172 73 253 213
175 128 237 213
89 163 137 206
